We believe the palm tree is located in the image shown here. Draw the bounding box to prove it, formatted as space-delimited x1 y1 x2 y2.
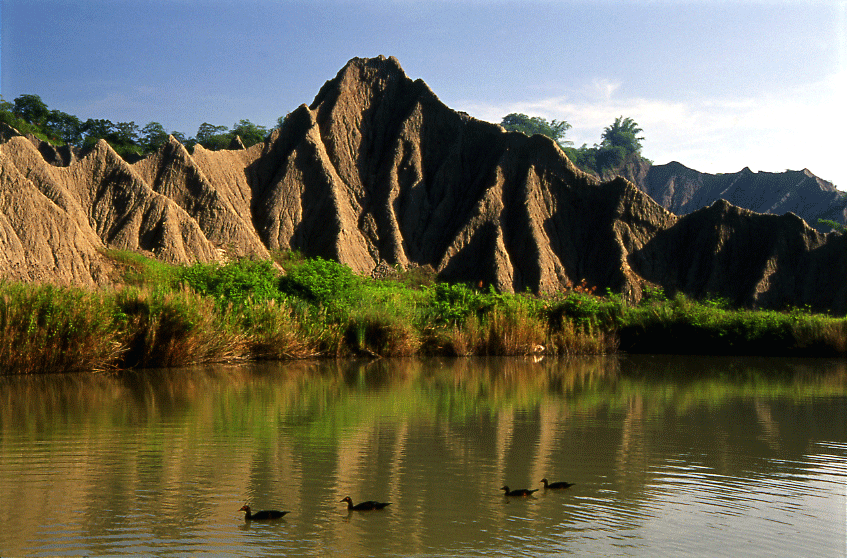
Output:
600 116 644 154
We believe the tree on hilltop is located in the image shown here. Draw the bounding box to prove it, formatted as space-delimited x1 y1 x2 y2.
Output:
600 116 644 154
500 113 573 148
13 94 49 125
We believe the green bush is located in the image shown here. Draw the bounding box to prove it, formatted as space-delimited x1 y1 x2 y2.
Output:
423 282 497 326
278 257 362 318
177 259 281 307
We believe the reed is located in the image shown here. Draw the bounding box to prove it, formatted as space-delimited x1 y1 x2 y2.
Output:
476 304 547 356
111 287 248 368
0 282 123 374
344 309 421 357
241 298 326 360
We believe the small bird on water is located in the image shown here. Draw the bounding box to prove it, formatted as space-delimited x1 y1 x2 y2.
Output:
501 485 538 497
239 504 289 520
540 478 575 490
341 496 391 510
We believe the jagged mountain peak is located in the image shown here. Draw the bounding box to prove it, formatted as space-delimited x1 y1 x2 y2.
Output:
2 56 847 312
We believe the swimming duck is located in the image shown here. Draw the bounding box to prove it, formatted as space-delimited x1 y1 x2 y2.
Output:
239 504 289 520
540 478 575 490
501 485 538 497
341 496 391 510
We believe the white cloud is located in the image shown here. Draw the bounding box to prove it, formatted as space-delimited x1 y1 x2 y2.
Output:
458 70 847 189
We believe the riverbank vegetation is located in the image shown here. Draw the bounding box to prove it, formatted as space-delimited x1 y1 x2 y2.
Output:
1 252 846 374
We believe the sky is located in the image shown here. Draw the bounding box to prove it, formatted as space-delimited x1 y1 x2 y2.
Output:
2 0 845 188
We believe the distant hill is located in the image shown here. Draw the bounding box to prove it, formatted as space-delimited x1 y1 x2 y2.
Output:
1 56 846 313
605 155 846 231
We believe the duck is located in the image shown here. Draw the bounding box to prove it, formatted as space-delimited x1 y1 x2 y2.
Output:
341 496 391 511
239 504 289 520
540 478 574 490
501 485 538 497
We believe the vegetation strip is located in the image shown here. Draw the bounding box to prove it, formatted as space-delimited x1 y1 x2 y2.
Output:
1 251 844 374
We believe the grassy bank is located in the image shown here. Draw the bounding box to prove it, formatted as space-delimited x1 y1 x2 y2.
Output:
1 252 845 374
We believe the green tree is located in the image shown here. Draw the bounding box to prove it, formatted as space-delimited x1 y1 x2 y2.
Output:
81 118 142 158
817 219 847 233
140 121 170 153
112 121 140 145
195 122 229 150
230 119 268 147
13 94 49 125
600 116 644 154
46 110 84 145
500 113 572 148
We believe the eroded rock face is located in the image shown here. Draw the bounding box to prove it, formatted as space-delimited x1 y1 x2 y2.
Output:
1 55 845 312
620 159 847 231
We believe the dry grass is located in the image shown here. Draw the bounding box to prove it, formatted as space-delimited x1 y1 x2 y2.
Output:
111 287 248 368
0 283 124 374
241 299 326 360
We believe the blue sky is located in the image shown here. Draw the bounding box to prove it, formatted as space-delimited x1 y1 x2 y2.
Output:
2 0 845 188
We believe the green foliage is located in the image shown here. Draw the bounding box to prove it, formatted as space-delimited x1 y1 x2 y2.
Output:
279 257 362 318
0 93 276 158
230 119 268 147
81 118 144 158
501 113 573 148
0 282 123 374
101 249 180 288
177 259 282 308
4 248 847 373
561 116 646 176
423 282 496 326
194 120 268 150
46 110 83 144
195 122 230 150
111 287 245 368
601 116 644 154
546 291 622 331
817 219 846 233
0 98 55 143
13 94 49 125
140 121 170 152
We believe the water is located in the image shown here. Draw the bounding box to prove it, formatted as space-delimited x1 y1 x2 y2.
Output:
0 355 845 557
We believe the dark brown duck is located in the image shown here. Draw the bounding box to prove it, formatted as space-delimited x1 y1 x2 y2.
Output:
341 496 391 510
239 504 289 520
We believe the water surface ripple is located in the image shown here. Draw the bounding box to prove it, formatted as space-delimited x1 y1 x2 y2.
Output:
1 355 845 556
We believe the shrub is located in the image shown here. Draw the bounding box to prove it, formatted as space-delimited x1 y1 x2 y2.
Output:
344 308 420 357
177 258 281 307
101 248 179 288
423 282 497 327
278 257 362 318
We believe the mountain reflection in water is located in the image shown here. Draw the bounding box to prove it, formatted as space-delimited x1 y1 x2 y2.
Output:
1 355 845 557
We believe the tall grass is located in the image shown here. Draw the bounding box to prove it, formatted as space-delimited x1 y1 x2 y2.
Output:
241 299 332 360
616 293 847 356
111 287 248 368
0 282 123 374
4 251 847 374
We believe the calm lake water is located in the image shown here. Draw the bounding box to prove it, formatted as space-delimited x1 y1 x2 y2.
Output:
1 355 845 557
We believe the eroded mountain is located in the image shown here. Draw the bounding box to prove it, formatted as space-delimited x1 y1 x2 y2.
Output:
611 156 846 230
1 56 845 312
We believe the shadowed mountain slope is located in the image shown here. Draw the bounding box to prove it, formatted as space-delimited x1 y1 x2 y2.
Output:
1 56 845 312
613 156 846 231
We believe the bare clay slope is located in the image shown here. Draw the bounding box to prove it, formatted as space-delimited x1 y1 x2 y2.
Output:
251 56 676 298
1 55 846 313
